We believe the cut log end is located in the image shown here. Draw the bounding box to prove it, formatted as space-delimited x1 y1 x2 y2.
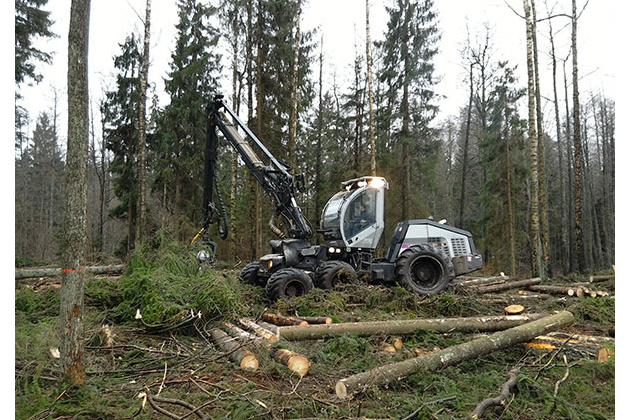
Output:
240 354 259 371
274 349 310 377
504 305 525 315
392 338 404 350
335 380 348 399
381 344 397 353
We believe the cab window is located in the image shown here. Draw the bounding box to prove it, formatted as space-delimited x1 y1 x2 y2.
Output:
343 189 376 239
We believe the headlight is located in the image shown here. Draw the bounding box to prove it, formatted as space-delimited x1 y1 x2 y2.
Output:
328 247 335 253
357 180 368 187
369 178 385 189
268 259 273 269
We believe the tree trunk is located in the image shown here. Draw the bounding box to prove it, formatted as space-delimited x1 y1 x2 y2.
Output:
314 37 323 227
335 311 574 398
17 264 125 279
530 0 550 279
366 0 376 175
505 105 517 278
288 0 301 168
572 0 585 272
523 0 542 277
528 285 578 296
278 314 548 341
589 275 614 283
297 315 333 325
135 0 151 250
549 19 568 274
221 321 264 344
453 275 508 287
210 328 259 371
459 63 474 228
61 0 91 385
238 318 279 343
254 0 263 258
475 277 541 294
562 58 575 272
262 313 308 326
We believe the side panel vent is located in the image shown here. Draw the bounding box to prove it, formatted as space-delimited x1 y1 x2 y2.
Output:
451 237 468 256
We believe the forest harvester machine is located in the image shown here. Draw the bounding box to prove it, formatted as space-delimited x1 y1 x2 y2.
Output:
193 95 483 301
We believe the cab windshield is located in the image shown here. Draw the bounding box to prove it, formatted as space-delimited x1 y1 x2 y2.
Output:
342 188 377 239
321 191 350 231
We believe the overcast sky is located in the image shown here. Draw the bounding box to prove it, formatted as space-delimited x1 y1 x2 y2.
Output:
14 0 616 150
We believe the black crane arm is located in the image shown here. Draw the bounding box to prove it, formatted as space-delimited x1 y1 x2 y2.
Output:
201 95 312 244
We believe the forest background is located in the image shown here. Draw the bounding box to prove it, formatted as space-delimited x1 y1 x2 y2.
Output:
13 0 619 277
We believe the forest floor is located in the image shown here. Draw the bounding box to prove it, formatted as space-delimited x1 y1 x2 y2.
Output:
15 246 615 419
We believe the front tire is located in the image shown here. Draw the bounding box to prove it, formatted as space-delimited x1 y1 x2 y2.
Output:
238 262 263 286
265 268 314 301
315 261 357 289
395 245 451 295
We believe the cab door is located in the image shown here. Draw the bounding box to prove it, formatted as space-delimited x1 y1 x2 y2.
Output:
340 186 385 249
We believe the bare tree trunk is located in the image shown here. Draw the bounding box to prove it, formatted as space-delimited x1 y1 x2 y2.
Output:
523 0 542 277
230 1 240 259
572 0 585 272
61 0 90 385
288 0 301 168
135 0 151 250
505 105 516 278
366 0 376 175
314 37 323 227
530 0 550 279
335 312 574 398
562 57 575 272
255 0 263 258
548 19 568 274
459 63 473 228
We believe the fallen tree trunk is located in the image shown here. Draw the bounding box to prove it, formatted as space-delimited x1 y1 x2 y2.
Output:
221 322 264 344
475 278 541 293
210 328 259 372
257 321 279 335
296 315 333 325
589 275 614 283
528 285 576 296
453 275 509 287
238 318 278 343
16 264 126 280
262 313 308 326
470 369 519 419
335 311 574 399
273 349 310 377
278 313 548 341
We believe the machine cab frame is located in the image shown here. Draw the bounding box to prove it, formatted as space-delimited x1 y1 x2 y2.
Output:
320 177 388 250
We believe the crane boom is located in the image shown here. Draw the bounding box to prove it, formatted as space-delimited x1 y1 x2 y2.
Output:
201 95 312 248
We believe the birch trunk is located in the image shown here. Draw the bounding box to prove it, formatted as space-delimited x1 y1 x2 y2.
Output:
278 314 548 341
135 0 151 250
530 0 550 279
523 0 542 277
61 0 91 384
335 311 574 398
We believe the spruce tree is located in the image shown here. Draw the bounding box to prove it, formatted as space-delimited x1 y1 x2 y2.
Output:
103 34 142 255
156 0 221 241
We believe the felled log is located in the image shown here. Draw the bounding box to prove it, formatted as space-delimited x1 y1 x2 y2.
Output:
453 275 509 287
590 275 614 283
262 313 308 326
546 331 615 344
221 322 264 344
523 335 600 356
334 311 574 399
296 315 333 325
476 278 541 294
273 349 311 377
257 321 279 335
15 264 126 280
278 314 548 341
237 318 278 343
469 369 519 419
210 328 259 371
528 285 578 296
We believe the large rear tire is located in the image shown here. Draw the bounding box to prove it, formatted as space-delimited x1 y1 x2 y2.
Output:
395 245 451 295
238 262 263 286
315 261 357 289
265 268 314 301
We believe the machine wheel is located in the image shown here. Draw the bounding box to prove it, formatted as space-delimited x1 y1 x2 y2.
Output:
395 245 451 295
315 261 357 289
238 262 264 286
265 268 314 301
